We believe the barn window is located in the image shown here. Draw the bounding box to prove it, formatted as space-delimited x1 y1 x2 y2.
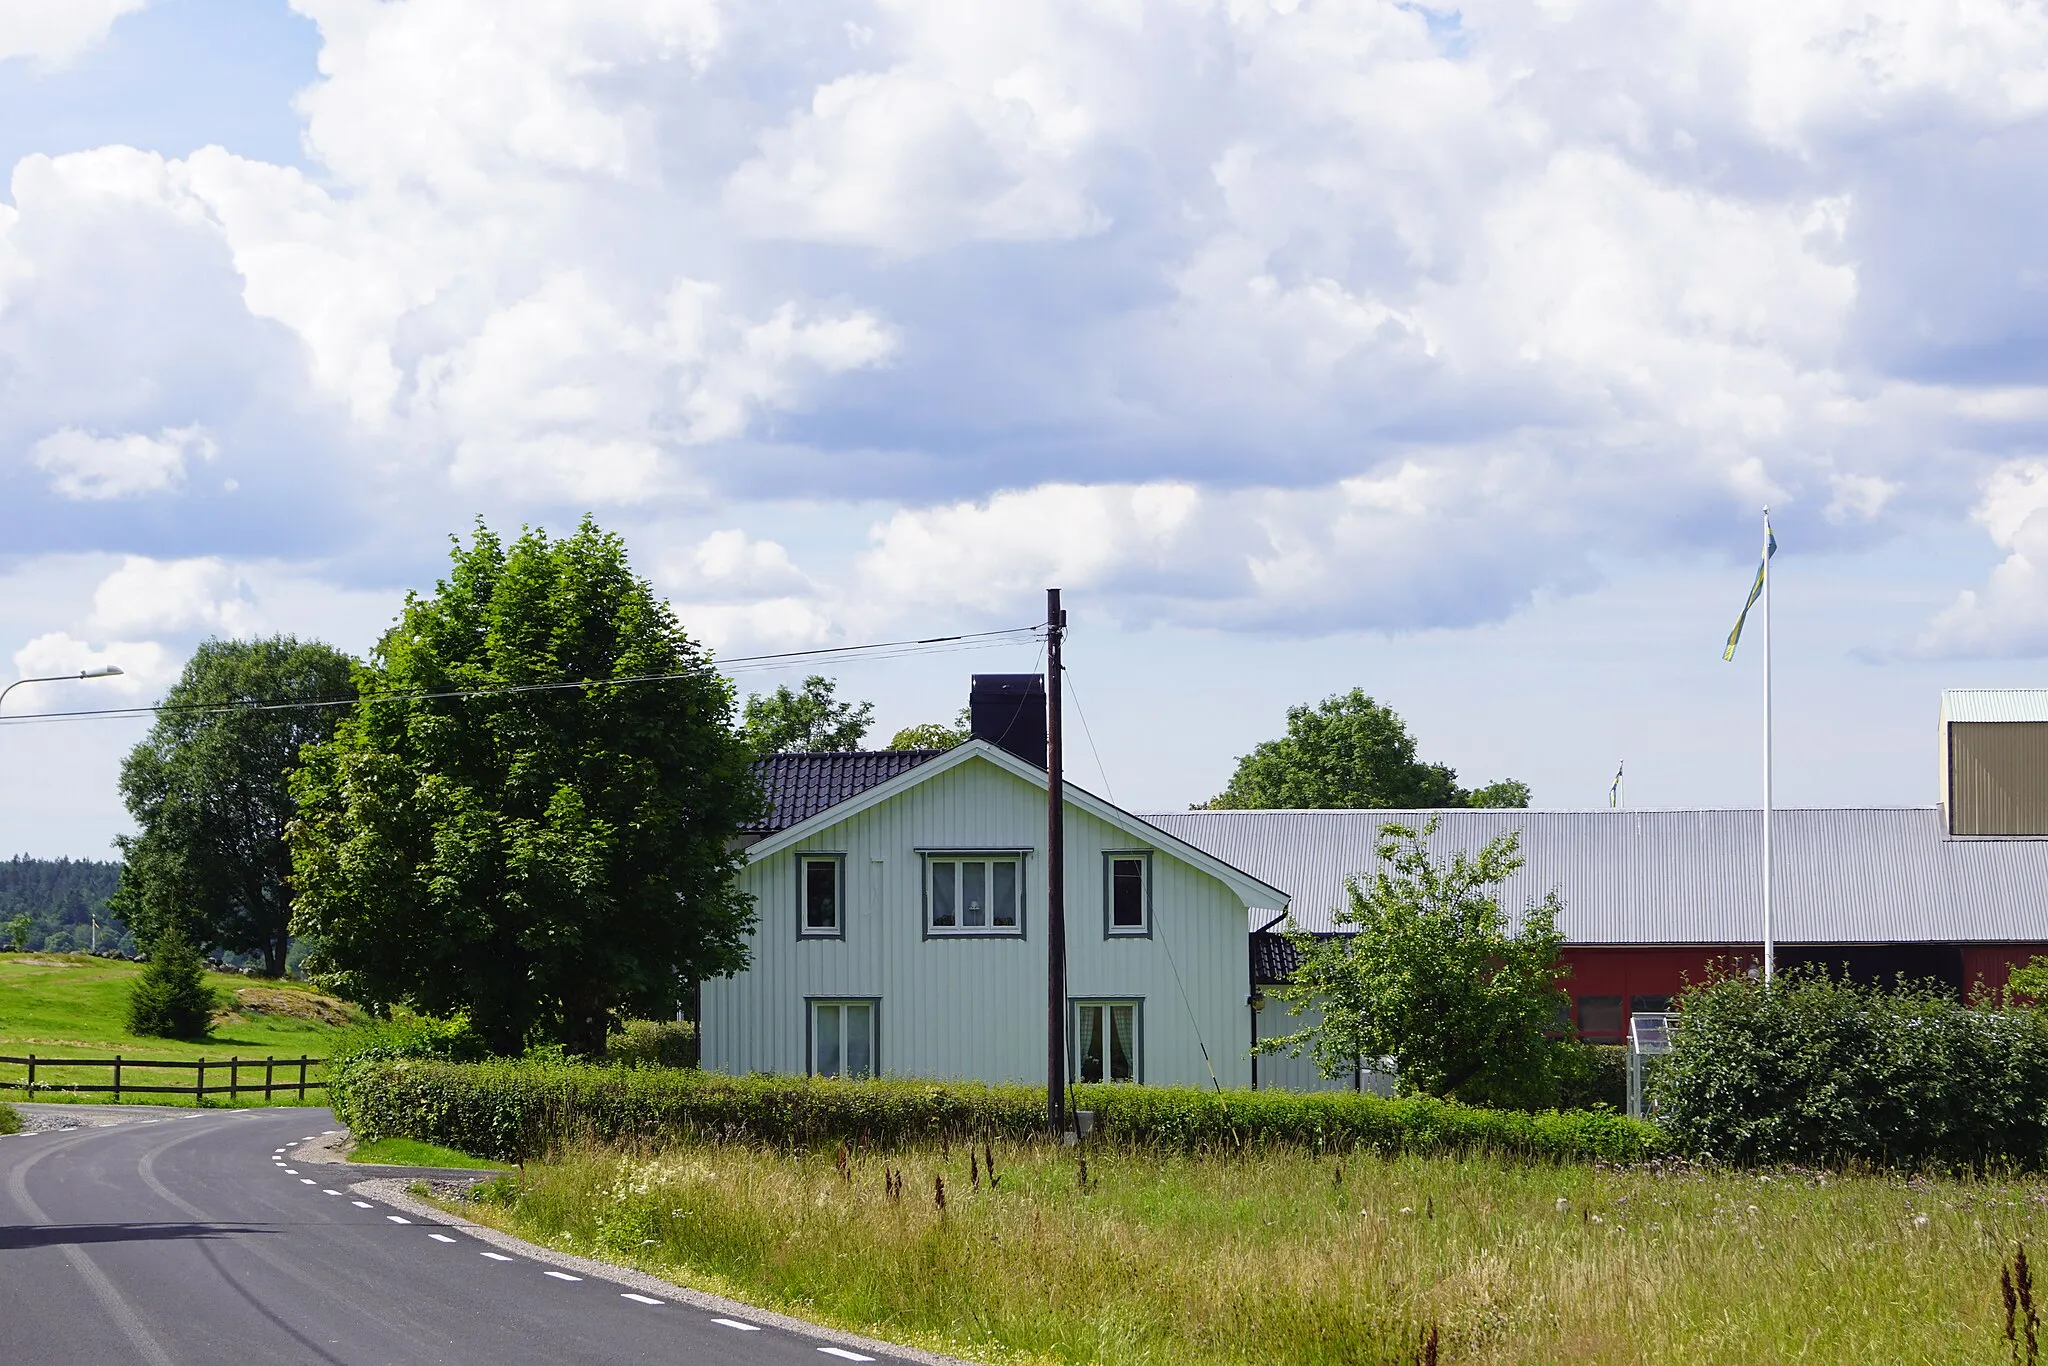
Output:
1576 995 1625 1040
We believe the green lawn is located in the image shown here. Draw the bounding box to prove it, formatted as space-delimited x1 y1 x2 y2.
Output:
350 1135 504 1169
0 953 359 1105
454 1138 2048 1366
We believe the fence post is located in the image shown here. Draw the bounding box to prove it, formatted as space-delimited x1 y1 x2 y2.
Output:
265 1055 274 1101
297 1055 308 1101
230 1056 240 1102
25 1053 33 1095
195 1058 205 1103
113 1055 121 1101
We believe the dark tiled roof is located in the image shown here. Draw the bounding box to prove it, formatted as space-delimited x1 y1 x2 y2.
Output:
1250 929 1345 984
748 750 945 833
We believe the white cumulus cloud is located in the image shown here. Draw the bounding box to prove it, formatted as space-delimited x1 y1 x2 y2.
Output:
30 425 214 500
0 0 149 67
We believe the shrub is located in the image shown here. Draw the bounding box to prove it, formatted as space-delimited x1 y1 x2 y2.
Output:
605 1019 697 1069
1552 1043 1627 1112
1649 969 2048 1169
0 1101 19 1135
331 1058 1664 1164
125 928 221 1039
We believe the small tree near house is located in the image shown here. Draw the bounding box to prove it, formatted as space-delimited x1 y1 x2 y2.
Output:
1257 818 1573 1111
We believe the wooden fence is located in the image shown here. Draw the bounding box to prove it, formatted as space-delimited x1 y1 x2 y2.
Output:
0 1053 327 1102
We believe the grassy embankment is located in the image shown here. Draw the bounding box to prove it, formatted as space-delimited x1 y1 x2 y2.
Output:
349 1135 503 1169
0 953 359 1105
452 1138 2045 1366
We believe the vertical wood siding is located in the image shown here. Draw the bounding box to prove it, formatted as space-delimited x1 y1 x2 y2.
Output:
701 755 1255 1088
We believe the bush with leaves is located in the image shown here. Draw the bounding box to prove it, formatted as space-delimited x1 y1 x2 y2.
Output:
126 928 221 1039
606 1019 698 1068
1650 969 2048 1169
330 1057 1664 1163
1259 819 1574 1110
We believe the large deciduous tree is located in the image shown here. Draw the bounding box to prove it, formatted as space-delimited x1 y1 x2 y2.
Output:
1258 819 1570 1110
741 675 874 753
1205 689 1528 810
288 519 764 1057
112 636 359 976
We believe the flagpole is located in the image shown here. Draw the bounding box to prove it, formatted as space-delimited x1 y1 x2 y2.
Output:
1762 506 1775 986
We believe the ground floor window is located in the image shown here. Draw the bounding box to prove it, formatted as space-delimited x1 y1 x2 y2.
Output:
1073 1000 1140 1082
809 999 877 1079
1576 995 1624 1040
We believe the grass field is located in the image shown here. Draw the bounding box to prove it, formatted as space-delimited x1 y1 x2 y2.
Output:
452 1138 2048 1366
0 953 358 1105
350 1135 504 1169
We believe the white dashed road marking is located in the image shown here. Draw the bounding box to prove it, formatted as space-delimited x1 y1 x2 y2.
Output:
386 1216 411 1225
480 1253 513 1263
351 1201 373 1209
543 1271 581 1282
283 1169 299 1175
299 1179 315 1185
818 1350 875 1362
322 1190 340 1196
428 1234 457 1244
713 1319 761 1332
621 1294 663 1306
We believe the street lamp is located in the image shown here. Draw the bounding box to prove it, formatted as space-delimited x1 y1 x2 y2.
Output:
0 664 124 709
0 665 124 713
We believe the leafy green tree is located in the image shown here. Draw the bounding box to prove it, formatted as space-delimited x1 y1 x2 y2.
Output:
1258 819 1570 1109
1205 689 1527 809
742 675 874 753
112 636 358 977
126 926 221 1039
289 518 765 1057
6 913 30 950
886 708 971 751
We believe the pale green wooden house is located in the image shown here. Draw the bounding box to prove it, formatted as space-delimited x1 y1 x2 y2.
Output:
700 731 1289 1089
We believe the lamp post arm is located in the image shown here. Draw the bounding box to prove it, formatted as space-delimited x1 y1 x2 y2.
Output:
0 666 125 716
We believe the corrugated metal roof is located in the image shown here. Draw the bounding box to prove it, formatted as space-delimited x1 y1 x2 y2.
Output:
748 750 943 833
1943 690 2048 723
1139 808 2048 946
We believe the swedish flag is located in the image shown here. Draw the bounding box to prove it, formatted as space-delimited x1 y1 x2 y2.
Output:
1723 515 1776 662
1609 761 1624 809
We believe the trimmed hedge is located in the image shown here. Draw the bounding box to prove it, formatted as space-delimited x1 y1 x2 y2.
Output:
331 1058 1664 1163
1650 970 2048 1170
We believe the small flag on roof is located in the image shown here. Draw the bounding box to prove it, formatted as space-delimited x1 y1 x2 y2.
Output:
1723 512 1776 662
1609 761 1623 809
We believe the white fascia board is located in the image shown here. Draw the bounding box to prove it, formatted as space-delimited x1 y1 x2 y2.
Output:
747 739 1291 912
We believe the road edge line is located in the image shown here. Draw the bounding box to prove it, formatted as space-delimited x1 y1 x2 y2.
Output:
348 1176 977 1366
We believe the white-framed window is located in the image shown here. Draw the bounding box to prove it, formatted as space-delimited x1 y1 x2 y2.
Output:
808 999 877 1079
1072 1000 1140 1083
924 853 1025 936
798 854 843 938
1103 852 1151 936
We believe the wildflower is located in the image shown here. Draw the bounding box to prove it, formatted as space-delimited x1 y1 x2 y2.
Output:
1912 1214 1930 1229
1555 1197 1570 1213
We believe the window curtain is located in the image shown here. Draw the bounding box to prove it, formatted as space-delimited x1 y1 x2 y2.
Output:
1077 1005 1103 1082
1109 1005 1135 1081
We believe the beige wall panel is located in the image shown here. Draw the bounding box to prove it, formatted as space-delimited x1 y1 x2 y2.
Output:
701 755 1256 1089
1949 722 2048 836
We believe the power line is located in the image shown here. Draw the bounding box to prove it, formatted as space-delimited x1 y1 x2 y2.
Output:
0 624 1044 728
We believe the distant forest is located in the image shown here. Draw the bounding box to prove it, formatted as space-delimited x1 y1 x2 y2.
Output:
0 857 133 956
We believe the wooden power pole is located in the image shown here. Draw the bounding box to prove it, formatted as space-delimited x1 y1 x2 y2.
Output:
1045 587 1068 1136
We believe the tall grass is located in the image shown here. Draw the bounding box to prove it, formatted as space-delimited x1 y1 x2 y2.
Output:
456 1139 2036 1365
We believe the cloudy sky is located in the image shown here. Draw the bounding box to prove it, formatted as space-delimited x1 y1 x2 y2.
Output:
2 0 2047 855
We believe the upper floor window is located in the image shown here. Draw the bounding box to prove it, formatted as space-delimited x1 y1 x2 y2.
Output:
799 855 842 937
925 853 1023 936
1104 852 1151 936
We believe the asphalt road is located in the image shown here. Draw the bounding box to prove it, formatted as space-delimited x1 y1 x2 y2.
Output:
0 1105 930 1366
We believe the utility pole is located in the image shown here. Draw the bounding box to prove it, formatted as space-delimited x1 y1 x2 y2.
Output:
1045 587 1067 1136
